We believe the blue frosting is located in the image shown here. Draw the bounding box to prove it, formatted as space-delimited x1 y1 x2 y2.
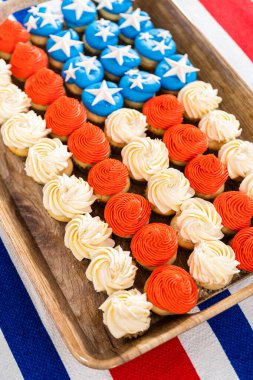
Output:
85 19 120 51
135 28 176 62
155 54 198 91
118 10 153 40
23 7 62 37
61 0 97 28
101 0 132 15
46 29 83 63
82 81 124 116
100 45 140 77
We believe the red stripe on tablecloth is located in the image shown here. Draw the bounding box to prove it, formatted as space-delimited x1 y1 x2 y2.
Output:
200 0 253 60
110 337 200 380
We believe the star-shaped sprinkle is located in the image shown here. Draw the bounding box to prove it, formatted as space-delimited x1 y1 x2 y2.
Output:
152 40 171 55
63 0 94 20
63 62 79 81
125 69 139 76
85 80 122 106
157 30 171 39
76 53 99 75
139 32 153 41
163 54 199 82
95 0 115 10
25 15 39 32
48 32 83 57
119 8 150 32
28 6 41 16
102 45 137 66
129 74 144 89
95 25 114 42
38 11 62 28
146 73 161 84
98 18 110 26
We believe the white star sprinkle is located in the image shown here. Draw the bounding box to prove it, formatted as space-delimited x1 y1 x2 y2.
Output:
163 54 199 82
102 45 138 66
38 11 62 28
152 40 171 55
85 80 122 106
129 74 144 89
98 18 110 26
28 6 41 16
95 0 116 11
48 32 83 57
125 69 139 76
157 30 171 39
64 62 79 81
119 8 150 32
63 0 94 20
25 15 39 32
76 53 99 75
139 32 153 41
147 73 161 84
95 25 114 42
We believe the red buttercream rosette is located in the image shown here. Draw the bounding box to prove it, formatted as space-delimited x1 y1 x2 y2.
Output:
0 20 30 54
230 228 253 272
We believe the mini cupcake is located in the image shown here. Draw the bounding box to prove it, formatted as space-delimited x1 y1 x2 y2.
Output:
170 198 224 250
0 19 30 60
86 245 137 295
214 191 253 235
61 0 97 32
135 28 176 70
131 224 178 270
147 168 195 216
10 43 48 82
122 137 169 182
44 96 87 142
100 45 140 82
142 94 184 136
99 289 152 339
0 85 31 125
84 19 120 55
43 174 96 222
145 265 198 315
184 154 228 200
67 123 110 169
1 111 50 157
25 68 64 111
88 159 130 202
0 59 12 87
82 80 123 124
46 29 83 69
163 124 208 166
104 193 151 238
62 54 104 95
64 213 115 261
95 0 133 21
119 69 161 109
155 54 199 94
118 8 153 44
25 138 73 184
188 241 239 290
104 108 147 148
199 110 241 150
230 227 253 272
178 81 222 122
240 173 253 199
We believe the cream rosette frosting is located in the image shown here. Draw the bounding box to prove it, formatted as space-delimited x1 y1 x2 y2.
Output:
0 84 30 124
147 168 195 214
121 137 169 181
64 214 115 261
188 240 240 290
218 139 253 179
99 289 152 339
178 81 222 120
25 138 72 184
86 246 137 296
0 59 12 87
239 173 253 199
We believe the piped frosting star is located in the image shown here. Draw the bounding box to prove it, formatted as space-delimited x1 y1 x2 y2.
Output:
63 62 79 81
95 25 114 42
152 39 171 55
102 45 138 65
95 0 116 10
48 32 83 57
76 53 99 75
25 15 39 32
63 0 94 19
85 80 122 106
119 8 150 31
139 32 153 41
163 54 200 82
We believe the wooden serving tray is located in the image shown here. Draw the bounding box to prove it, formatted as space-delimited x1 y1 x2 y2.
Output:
1 0 253 369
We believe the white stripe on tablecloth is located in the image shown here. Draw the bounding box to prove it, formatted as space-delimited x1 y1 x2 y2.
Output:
229 277 253 330
0 330 24 380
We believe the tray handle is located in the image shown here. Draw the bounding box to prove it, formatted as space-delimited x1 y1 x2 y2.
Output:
0 0 46 23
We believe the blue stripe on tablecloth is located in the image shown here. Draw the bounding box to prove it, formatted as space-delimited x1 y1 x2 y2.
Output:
0 240 70 380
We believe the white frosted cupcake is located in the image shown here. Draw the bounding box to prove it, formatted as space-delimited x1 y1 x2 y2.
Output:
64 213 115 260
1 111 50 157
240 173 253 199
0 84 30 124
0 59 12 86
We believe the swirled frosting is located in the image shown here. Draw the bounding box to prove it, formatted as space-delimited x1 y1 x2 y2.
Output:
121 137 169 181
199 110 241 143
131 223 178 267
0 59 12 86
45 96 87 136
214 191 253 231
0 84 31 124
188 241 239 289
104 193 151 237
64 214 115 261
178 81 222 120
145 265 198 314
1 111 50 149
0 19 30 54
185 154 228 195
104 108 147 146
230 227 253 272
163 124 208 163
67 123 110 165
86 246 137 295
176 198 224 243
240 173 253 199
99 289 152 339
147 168 194 214
25 138 72 184
218 139 253 179
25 68 64 106
143 94 184 131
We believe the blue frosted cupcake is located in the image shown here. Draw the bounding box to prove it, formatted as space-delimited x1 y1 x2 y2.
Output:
61 0 97 32
119 69 161 109
95 0 133 21
46 29 83 69
82 80 124 123
135 28 176 70
83 19 120 55
100 45 140 82
118 8 153 44
155 54 199 94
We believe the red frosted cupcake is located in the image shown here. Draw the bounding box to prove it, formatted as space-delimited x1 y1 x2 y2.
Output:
45 96 87 142
163 124 208 166
88 159 130 202
24 68 64 111
143 94 184 136
0 19 30 60
104 193 151 238
131 223 178 270
68 123 110 169
185 154 228 200
230 227 253 272
214 191 253 235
